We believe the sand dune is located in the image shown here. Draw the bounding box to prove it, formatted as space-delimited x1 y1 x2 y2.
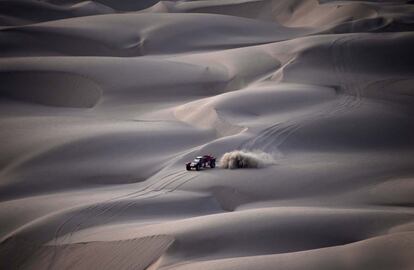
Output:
0 13 308 57
0 0 115 26
1 0 413 269
1 235 174 270
164 232 414 270
0 71 102 107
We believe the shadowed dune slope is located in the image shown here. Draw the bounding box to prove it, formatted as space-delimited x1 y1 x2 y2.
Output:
0 235 174 270
0 71 102 107
1 0 414 270
0 0 115 26
0 13 308 57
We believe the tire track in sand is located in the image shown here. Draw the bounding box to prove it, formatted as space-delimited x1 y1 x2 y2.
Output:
51 168 198 248
241 35 365 152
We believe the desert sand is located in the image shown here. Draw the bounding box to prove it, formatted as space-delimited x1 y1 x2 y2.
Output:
1 0 414 269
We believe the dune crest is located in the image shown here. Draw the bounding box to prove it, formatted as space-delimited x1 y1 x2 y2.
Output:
1 0 414 269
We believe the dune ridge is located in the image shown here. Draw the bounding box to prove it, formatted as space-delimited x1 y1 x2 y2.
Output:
1 0 414 269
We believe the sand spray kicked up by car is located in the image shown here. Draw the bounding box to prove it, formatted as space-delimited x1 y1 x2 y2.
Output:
220 150 277 169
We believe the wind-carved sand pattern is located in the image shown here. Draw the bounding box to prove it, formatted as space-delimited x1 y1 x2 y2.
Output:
330 36 364 113
52 169 198 244
1 235 174 270
1 1 414 270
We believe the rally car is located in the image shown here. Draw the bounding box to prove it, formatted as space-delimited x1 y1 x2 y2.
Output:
186 155 216 171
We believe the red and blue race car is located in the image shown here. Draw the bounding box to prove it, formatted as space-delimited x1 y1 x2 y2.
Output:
186 155 216 171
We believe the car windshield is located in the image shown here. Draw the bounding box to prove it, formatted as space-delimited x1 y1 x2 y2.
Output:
193 158 200 162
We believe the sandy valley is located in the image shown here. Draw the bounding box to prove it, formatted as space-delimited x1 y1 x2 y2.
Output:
1 0 414 269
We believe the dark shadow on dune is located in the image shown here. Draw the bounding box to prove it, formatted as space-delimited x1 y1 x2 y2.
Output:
93 0 160 11
0 71 102 108
0 235 174 270
0 0 115 26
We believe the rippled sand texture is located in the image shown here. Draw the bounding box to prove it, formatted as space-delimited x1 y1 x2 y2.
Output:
1 0 414 269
